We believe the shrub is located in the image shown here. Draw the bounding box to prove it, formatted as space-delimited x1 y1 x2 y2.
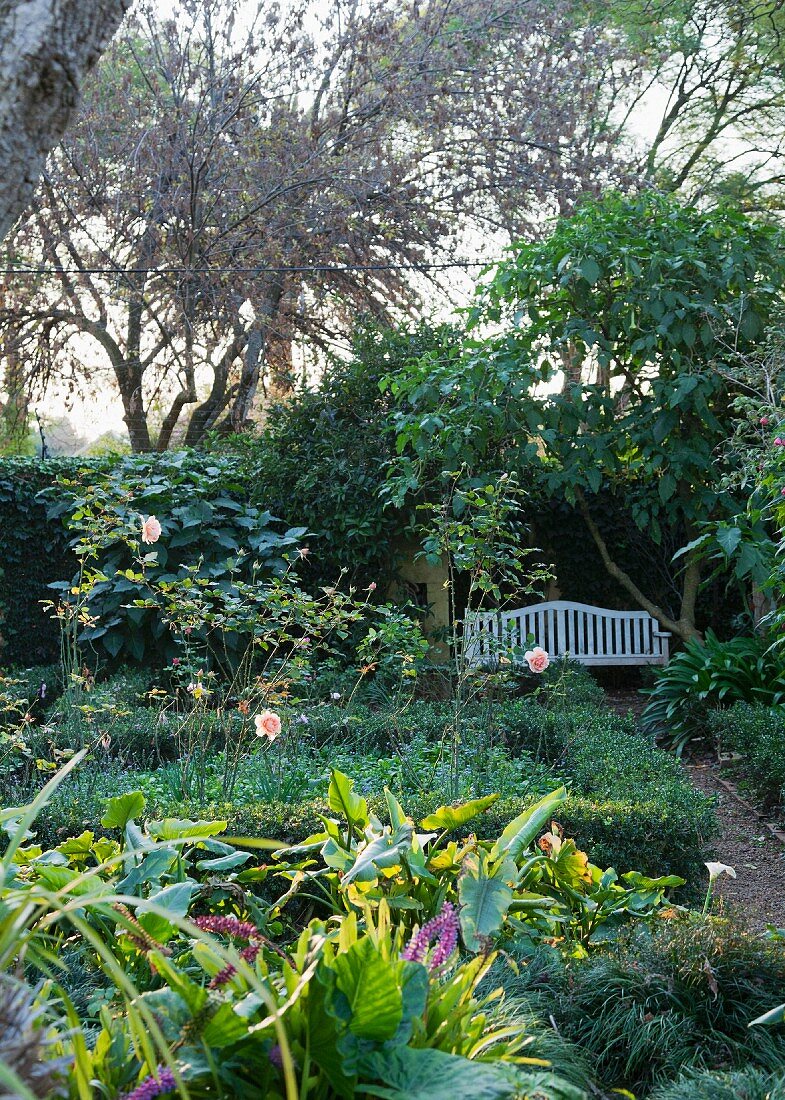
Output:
650 1067 785 1100
0 457 81 664
707 703 785 809
503 916 785 1095
641 630 785 753
24 696 716 885
214 323 455 591
33 780 713 888
43 449 306 666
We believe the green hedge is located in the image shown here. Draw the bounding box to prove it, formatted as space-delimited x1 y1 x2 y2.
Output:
707 703 785 810
32 697 716 889
0 457 89 664
35 785 712 890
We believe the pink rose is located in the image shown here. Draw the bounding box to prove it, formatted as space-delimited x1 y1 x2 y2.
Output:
254 710 282 741
524 646 550 674
141 515 162 544
367 581 377 592
775 438 784 447
761 417 770 426
172 657 180 666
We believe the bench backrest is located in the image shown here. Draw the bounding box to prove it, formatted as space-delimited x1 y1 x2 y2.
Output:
463 600 670 666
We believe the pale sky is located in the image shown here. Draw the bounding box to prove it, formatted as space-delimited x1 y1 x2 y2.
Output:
27 6 703 452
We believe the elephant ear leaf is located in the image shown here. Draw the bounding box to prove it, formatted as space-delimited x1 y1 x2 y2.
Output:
419 794 500 831
100 791 146 829
458 853 513 951
489 786 567 863
328 770 369 830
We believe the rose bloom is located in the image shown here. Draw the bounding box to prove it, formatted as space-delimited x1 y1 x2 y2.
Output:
255 710 282 741
524 646 550 674
141 515 162 544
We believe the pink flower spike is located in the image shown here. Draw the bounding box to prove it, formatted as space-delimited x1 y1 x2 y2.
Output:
141 515 162 544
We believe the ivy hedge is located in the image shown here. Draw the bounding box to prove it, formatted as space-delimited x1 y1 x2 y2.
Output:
0 458 86 665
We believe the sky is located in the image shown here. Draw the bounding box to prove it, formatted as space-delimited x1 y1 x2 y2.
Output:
27 4 681 452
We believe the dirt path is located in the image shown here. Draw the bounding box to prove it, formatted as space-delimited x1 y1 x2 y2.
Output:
605 689 785 931
684 762 785 931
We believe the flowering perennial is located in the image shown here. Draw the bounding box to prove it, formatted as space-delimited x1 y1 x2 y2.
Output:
141 515 162 545
123 1067 176 1100
524 646 550 673
191 915 263 988
401 902 460 970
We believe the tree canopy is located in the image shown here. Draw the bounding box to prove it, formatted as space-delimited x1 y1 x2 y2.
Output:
0 0 640 452
385 191 785 639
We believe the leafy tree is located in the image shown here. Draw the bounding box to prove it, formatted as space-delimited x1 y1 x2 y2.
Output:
610 0 785 206
385 191 785 641
1 0 643 451
218 323 458 592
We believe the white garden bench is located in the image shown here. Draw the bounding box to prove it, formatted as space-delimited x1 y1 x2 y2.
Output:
463 600 670 667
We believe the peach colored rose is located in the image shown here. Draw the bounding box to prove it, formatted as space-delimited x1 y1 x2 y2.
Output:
524 646 549 674
141 515 162 544
255 710 282 741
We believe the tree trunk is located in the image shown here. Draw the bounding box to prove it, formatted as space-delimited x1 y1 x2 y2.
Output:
576 491 703 643
0 0 131 242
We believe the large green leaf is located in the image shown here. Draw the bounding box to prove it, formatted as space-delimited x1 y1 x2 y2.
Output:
147 818 227 841
328 770 369 830
359 1047 520 1099
100 791 146 829
489 786 567 863
419 793 500 831
332 936 403 1041
140 881 197 917
458 853 514 951
341 823 414 886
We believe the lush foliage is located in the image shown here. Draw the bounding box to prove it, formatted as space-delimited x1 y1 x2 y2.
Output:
43 450 307 666
218 324 457 592
385 192 785 639
0 457 81 664
271 770 683 953
502 916 785 1095
6 673 716 888
707 703 785 810
0 755 683 1099
641 631 785 753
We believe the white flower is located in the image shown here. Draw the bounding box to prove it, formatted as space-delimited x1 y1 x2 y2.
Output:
705 861 736 882
330 692 341 700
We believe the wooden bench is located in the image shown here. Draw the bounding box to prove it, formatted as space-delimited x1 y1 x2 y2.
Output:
463 600 670 667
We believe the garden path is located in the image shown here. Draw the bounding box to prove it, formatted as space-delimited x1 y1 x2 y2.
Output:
607 691 785 932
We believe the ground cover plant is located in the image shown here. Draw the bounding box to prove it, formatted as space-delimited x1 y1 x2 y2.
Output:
0 752 689 1099
498 915 785 1097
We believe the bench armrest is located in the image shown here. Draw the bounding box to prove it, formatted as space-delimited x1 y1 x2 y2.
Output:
652 630 671 638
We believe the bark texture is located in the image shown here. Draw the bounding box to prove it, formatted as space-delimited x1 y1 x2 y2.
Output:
0 0 130 241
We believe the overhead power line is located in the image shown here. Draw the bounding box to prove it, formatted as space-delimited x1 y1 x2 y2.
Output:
0 259 495 276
